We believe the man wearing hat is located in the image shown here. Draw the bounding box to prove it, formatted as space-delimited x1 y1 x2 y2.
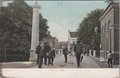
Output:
74 41 83 67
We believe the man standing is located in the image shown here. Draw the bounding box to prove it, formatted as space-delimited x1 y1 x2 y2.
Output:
48 48 56 65
36 43 43 68
74 42 83 67
63 46 68 63
36 43 41 64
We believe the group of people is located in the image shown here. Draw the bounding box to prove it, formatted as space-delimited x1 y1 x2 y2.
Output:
36 41 114 68
36 42 55 68
36 41 83 68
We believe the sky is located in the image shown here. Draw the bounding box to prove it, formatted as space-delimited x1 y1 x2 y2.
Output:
3 1 108 42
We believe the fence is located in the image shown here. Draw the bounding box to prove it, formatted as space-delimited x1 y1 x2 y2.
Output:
0 48 30 62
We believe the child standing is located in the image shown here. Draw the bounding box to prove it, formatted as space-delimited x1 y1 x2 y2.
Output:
107 51 113 68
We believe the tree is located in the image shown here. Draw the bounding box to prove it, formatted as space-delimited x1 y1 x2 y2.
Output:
0 1 48 61
77 9 104 50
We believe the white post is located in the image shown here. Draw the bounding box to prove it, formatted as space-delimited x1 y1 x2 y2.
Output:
29 1 41 61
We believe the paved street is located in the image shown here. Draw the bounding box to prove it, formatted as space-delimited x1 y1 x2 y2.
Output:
0 53 110 68
0 53 119 78
32 54 100 68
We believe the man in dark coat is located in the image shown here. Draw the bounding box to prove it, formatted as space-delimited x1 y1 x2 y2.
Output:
74 42 83 67
36 43 41 64
36 43 43 68
48 48 56 65
43 42 51 65
63 46 68 63
51 49 56 64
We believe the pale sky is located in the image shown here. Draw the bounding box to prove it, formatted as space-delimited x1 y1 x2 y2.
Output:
3 1 107 42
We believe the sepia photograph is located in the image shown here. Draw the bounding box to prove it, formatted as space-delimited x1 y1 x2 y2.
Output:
0 0 119 78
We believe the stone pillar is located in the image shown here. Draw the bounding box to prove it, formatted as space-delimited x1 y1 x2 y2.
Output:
29 1 41 61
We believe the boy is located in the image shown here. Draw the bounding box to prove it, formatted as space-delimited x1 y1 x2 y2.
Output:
107 51 113 68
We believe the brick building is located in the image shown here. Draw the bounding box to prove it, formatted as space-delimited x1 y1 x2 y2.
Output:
99 3 119 64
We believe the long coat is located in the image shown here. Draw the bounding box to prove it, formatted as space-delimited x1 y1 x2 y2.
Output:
74 44 83 54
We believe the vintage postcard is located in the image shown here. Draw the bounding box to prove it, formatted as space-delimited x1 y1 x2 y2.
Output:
0 0 119 78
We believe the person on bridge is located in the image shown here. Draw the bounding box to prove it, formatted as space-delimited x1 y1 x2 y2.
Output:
43 42 51 65
63 46 68 63
74 41 83 67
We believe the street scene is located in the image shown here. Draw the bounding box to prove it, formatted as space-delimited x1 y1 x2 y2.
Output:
0 0 120 78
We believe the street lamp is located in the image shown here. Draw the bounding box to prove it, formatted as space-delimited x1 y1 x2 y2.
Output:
94 26 98 33
94 26 99 57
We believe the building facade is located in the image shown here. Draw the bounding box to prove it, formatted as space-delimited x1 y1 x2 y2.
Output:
41 33 59 50
68 31 79 51
99 3 119 64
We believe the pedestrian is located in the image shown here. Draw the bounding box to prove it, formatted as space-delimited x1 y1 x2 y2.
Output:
36 43 41 64
36 43 43 68
43 42 51 65
63 46 68 63
86 47 89 56
74 42 83 67
48 48 56 65
107 51 113 68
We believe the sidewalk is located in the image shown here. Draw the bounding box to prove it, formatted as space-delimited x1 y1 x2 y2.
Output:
87 55 108 68
88 55 119 68
0 62 36 68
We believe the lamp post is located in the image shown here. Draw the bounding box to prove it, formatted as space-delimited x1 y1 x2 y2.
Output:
94 26 98 33
94 26 99 57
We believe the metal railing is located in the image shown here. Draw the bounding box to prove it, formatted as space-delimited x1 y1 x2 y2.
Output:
0 48 30 62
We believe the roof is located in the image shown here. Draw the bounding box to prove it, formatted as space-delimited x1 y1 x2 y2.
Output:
69 32 79 38
99 3 119 21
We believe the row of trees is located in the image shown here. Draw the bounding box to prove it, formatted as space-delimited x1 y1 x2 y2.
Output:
77 0 115 51
0 1 48 61
77 9 104 50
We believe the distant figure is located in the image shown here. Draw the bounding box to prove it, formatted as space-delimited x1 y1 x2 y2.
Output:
74 42 83 67
69 47 74 57
48 48 56 65
43 42 51 65
86 47 89 56
107 51 113 68
63 46 68 63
